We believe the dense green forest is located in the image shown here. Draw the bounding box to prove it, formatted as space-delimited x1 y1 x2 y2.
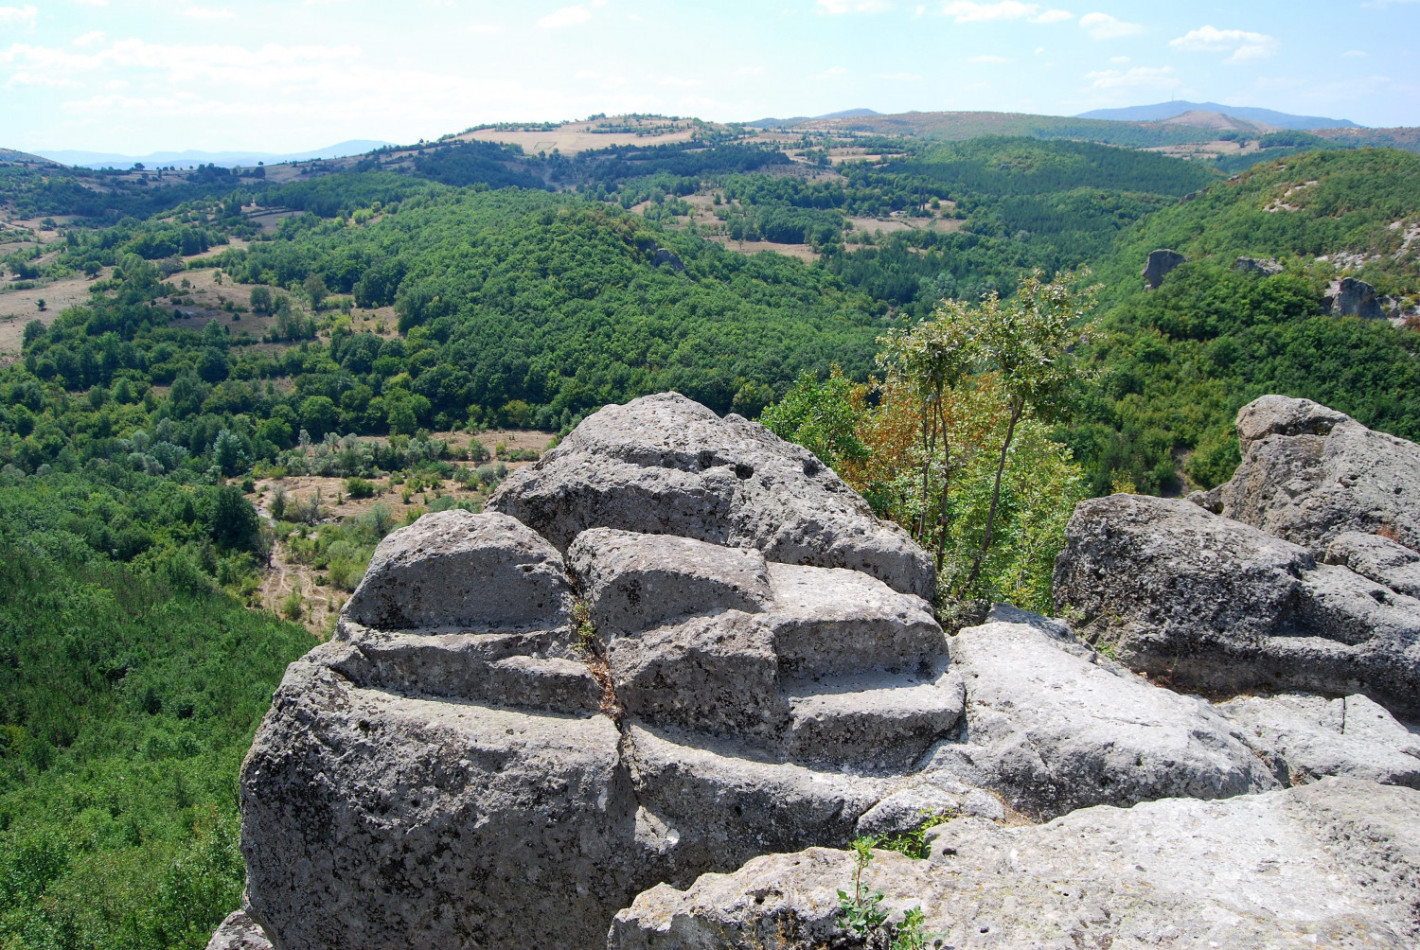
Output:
3 127 1420 947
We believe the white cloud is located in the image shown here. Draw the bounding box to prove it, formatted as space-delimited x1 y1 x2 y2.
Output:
1086 65 1180 91
817 0 892 13
1170 25 1278 63
0 5 36 27
538 4 594 28
74 30 104 47
875 70 922 79
817 65 849 78
73 0 107 5
941 2 1070 22
736 65 765 76
1108 54 1128 63
466 23 501 34
180 6 236 20
1343 49 1367 58
967 54 1008 62
1079 12 1142 38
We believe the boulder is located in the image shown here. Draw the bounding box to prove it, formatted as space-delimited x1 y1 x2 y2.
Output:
1141 248 1185 288
926 618 1280 818
242 397 965 950
1326 275 1385 319
342 509 573 632
652 248 685 271
1235 255 1284 276
205 910 273 950
1213 395 1420 556
488 393 934 599
1054 493 1420 718
1220 692 1420 788
609 779 1420 949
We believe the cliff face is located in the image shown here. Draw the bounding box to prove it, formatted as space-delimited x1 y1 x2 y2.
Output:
222 393 1420 950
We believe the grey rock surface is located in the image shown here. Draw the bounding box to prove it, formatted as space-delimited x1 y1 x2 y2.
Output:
609 779 1420 950
1055 493 1420 718
1235 255 1284 276
242 397 964 950
205 910 273 950
569 528 773 636
1325 530 1420 598
1220 692 1420 788
488 392 934 599
928 619 1280 818
241 648 640 950
342 509 573 632
854 777 1005 838
1327 275 1385 318
1141 248 1185 288
1217 394 1420 555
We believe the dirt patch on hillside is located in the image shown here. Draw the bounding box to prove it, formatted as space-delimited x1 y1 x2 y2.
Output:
458 116 699 156
0 276 102 362
706 235 819 263
846 214 964 236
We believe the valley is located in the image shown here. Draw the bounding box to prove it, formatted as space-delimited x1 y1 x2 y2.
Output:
3 105 1420 948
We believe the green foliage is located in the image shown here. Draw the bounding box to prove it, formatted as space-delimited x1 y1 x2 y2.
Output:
0 472 310 949
836 838 888 939
877 811 956 860
759 368 866 467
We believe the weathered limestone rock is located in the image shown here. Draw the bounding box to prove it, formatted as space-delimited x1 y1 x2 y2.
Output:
342 509 573 632
1326 275 1385 318
569 528 774 636
1055 493 1420 718
1214 395 1420 556
1141 248 1185 288
205 910 272 950
927 618 1280 818
652 247 685 271
241 396 964 950
1326 531 1420 598
610 779 1420 949
1235 255 1284 276
241 649 640 950
1220 692 1420 788
488 393 934 599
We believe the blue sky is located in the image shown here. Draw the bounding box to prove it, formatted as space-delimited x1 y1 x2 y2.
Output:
3 0 1418 153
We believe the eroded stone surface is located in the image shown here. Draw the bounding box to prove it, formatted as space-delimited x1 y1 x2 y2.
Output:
928 618 1280 818
1216 395 1420 556
205 910 272 950
488 393 934 598
1221 692 1420 788
1055 493 1420 719
342 509 573 632
610 779 1420 950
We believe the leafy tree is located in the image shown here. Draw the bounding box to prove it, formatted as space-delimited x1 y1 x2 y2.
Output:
249 285 274 314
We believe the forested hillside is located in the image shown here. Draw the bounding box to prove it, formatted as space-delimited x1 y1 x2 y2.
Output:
2 125 1420 947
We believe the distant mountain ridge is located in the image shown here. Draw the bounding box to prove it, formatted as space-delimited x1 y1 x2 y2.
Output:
35 139 392 170
1078 101 1358 131
743 108 881 128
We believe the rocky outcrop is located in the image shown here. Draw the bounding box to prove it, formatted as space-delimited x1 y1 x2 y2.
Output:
205 911 272 950
610 778 1420 949
1235 255 1284 276
1220 692 1420 788
488 393 934 599
1326 275 1385 318
652 247 685 271
1208 395 1420 557
925 615 1280 818
240 394 961 950
238 391 1420 950
1054 493 1420 718
1141 248 1185 288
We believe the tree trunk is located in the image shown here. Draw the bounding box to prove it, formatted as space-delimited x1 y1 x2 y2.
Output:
963 401 1022 593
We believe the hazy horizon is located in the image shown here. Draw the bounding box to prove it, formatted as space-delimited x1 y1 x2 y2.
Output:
2 0 1418 154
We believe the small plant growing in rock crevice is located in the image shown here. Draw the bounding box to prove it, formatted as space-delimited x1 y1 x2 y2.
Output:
571 598 621 721
878 810 957 860
836 836 944 950
837 838 888 940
